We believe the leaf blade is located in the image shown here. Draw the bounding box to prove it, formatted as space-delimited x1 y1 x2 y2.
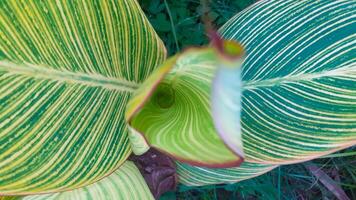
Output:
177 161 276 186
21 161 154 200
0 0 166 194
219 0 356 164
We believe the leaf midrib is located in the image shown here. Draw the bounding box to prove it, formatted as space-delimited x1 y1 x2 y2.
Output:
0 61 140 92
242 65 356 90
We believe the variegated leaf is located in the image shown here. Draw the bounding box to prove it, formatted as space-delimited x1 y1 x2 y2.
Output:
177 161 276 186
14 162 153 200
219 0 356 164
0 0 165 194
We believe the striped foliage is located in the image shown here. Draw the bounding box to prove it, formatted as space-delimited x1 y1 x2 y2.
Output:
19 161 153 200
0 0 165 194
0 197 18 200
219 0 356 164
126 0 355 185
127 48 244 167
177 161 276 186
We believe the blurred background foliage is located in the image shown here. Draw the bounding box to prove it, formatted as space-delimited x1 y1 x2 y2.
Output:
140 0 257 55
139 0 356 199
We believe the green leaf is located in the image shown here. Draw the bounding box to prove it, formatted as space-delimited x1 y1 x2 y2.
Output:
21 161 154 200
177 161 276 186
147 0 165 14
218 0 356 164
126 48 244 167
0 0 165 194
151 13 171 32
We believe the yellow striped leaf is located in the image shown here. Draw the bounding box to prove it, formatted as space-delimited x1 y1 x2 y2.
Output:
0 197 18 200
18 162 153 200
0 0 165 194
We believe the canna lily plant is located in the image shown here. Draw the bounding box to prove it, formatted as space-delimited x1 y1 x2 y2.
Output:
0 0 355 199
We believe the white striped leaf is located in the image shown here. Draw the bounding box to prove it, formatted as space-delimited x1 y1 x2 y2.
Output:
218 0 356 164
20 161 153 200
177 161 276 186
0 0 165 194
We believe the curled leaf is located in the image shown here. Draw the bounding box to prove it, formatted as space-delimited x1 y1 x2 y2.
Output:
211 38 245 158
126 48 244 167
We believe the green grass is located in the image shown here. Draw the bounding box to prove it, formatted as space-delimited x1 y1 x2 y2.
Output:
139 1 356 199
161 147 355 200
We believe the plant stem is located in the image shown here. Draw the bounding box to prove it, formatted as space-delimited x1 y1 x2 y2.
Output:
164 0 180 52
